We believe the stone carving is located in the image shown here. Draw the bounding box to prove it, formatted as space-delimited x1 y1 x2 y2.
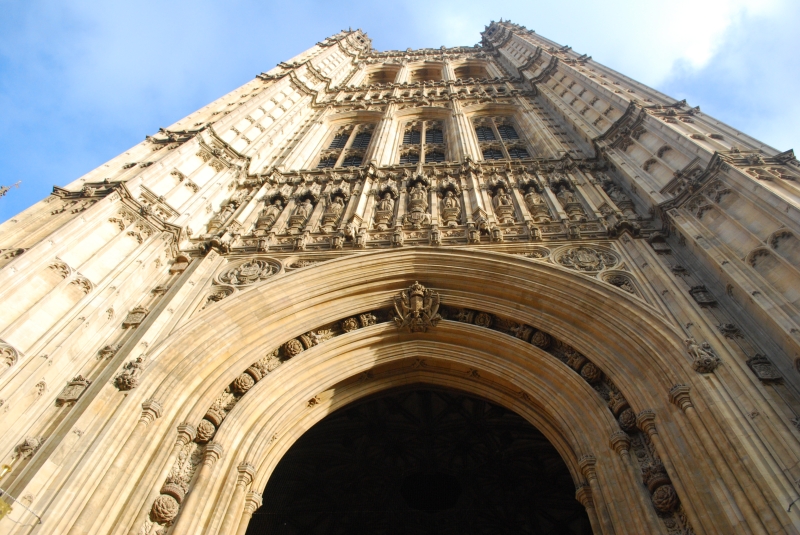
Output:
218 259 277 286
360 313 377 327
122 306 149 328
114 357 146 391
404 182 431 229
689 285 716 307
717 323 742 339
440 190 461 227
342 317 360 332
393 281 441 332
255 197 284 235
56 375 91 406
284 339 304 357
374 191 397 230
1 341 19 371
747 354 782 383
247 349 282 380
205 390 237 426
492 187 516 224
604 273 636 295
195 419 216 443
555 246 618 272
203 286 234 309
531 330 551 349
232 373 255 394
288 198 314 233
523 186 550 223
150 494 180 525
556 186 585 221
320 194 346 232
97 344 119 360
685 338 720 373
652 484 679 514
161 441 203 503
617 408 637 432
13 436 45 460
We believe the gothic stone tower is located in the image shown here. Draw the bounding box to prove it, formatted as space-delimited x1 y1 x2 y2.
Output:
1 21 799 535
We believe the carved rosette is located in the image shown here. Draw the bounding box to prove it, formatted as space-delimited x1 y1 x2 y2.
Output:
217 259 280 286
553 245 619 272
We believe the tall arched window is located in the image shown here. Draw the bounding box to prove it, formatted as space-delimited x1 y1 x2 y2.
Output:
475 126 495 142
314 124 374 169
397 120 446 165
473 117 532 161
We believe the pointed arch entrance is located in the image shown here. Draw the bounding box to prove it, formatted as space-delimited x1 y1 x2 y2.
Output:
248 386 592 535
55 248 790 535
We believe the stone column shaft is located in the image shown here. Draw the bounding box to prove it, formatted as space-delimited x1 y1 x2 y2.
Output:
171 442 224 535
68 399 162 535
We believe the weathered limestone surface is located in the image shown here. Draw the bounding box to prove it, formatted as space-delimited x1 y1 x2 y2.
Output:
0 20 799 534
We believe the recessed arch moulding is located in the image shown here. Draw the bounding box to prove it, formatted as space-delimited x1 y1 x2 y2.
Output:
14 249 793 535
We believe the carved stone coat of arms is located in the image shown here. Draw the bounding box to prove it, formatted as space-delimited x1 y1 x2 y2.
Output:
393 281 441 332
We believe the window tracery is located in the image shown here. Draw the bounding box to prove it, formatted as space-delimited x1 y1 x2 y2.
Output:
398 120 446 165
316 124 374 169
473 117 532 161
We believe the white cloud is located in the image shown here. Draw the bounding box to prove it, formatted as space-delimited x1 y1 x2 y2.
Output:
411 0 785 86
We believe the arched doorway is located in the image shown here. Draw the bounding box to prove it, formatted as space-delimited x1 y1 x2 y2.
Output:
247 387 591 535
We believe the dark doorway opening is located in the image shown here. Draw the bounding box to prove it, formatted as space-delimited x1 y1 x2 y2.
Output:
246 388 592 534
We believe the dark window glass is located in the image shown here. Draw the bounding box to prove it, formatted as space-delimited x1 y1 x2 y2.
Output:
328 134 348 149
508 147 529 159
400 152 420 164
403 130 421 145
482 148 504 160
351 132 372 149
317 157 337 169
341 155 363 167
475 126 495 142
425 129 443 144
497 125 519 140
426 151 445 163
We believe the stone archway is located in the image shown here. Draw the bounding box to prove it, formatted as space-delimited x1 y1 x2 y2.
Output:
247 386 592 535
53 248 789 535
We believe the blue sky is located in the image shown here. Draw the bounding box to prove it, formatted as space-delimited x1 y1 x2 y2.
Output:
1 0 798 222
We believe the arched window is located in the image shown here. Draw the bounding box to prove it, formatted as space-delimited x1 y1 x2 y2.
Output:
425 129 443 144
341 155 363 167
475 126 495 142
317 156 337 169
403 130 421 145
497 125 519 141
400 152 420 164
426 151 445 163
508 147 529 159
328 133 348 149
482 149 504 160
351 131 372 149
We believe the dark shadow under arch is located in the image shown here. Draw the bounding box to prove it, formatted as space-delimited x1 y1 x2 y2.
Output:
246 386 592 535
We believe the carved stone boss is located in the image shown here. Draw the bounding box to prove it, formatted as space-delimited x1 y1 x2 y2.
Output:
393 281 441 332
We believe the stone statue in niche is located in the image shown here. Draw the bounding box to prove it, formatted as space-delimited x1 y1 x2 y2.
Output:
492 187 516 224
404 182 431 229
287 198 314 233
556 186 585 221
254 198 284 235
374 192 396 230
440 190 461 227
524 186 550 223
320 195 345 233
